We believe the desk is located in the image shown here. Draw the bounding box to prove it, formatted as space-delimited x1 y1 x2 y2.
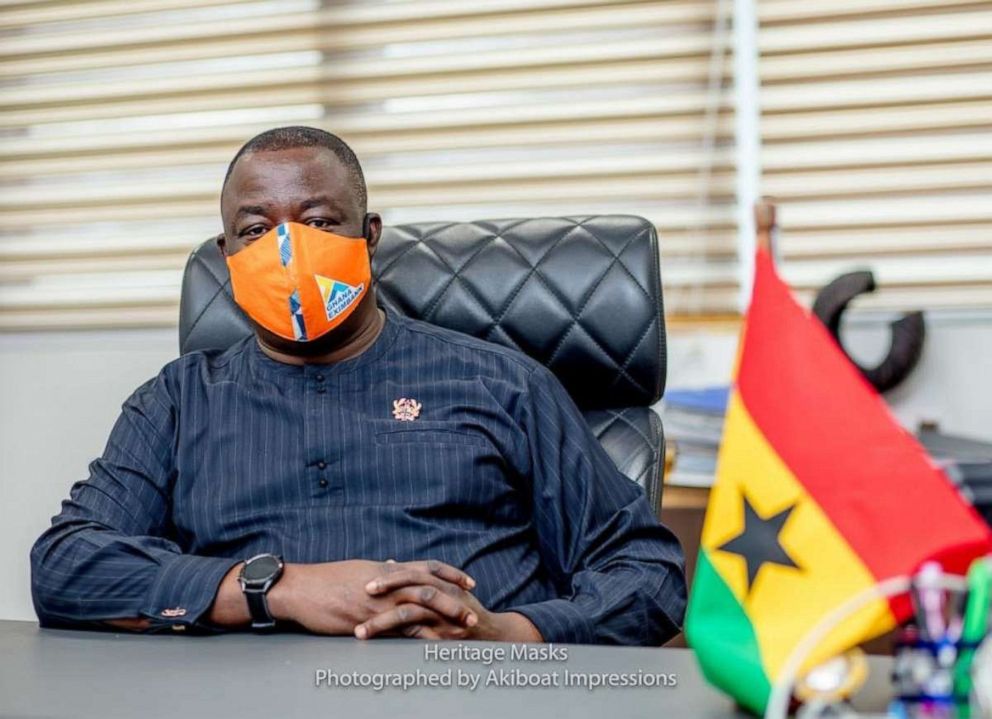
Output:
0 620 893 719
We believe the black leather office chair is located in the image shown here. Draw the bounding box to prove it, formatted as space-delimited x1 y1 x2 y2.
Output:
178 216 668 514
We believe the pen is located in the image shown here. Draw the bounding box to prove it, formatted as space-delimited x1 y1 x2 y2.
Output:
953 556 991 708
915 562 946 643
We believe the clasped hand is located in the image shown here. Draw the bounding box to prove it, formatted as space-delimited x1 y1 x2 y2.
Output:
267 559 541 642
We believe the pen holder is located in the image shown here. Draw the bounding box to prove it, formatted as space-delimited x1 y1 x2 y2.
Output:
890 624 982 716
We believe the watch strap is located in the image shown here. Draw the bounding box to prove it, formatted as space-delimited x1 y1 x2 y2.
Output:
244 588 276 630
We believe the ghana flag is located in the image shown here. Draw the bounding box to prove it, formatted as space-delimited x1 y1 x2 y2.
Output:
685 246 991 715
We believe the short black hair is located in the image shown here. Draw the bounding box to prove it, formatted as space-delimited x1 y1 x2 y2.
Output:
223 126 367 211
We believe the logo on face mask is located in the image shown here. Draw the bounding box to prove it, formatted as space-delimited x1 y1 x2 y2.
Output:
315 275 365 322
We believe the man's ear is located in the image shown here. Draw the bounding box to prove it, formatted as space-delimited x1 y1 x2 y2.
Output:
363 213 383 256
215 233 228 257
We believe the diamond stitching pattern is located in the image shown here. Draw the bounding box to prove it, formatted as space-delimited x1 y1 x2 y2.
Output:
419 235 504 323
584 406 664 513
373 216 663 407
543 227 651 377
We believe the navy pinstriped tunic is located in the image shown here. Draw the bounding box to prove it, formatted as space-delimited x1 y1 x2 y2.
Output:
30 304 686 644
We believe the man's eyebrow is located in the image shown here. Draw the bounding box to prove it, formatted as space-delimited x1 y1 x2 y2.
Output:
298 196 344 213
234 204 269 221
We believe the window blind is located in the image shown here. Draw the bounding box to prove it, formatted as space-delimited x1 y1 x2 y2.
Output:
1 0 988 331
758 0 992 312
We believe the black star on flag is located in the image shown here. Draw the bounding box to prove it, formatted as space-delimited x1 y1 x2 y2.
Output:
717 494 800 593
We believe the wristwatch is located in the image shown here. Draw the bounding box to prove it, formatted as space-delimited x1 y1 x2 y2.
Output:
238 553 284 630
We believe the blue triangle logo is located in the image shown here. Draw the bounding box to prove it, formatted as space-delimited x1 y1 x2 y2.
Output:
315 275 364 322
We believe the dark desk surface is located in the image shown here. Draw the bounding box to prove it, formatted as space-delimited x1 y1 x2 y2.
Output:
0 619 892 719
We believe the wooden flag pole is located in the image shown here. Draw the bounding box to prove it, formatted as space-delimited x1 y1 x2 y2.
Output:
755 199 777 258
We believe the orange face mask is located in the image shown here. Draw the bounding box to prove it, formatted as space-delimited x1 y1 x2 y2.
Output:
226 222 371 342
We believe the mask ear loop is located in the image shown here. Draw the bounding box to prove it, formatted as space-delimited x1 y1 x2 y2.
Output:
361 214 372 241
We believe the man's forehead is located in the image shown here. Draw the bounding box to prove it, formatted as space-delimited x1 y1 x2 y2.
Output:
220 147 359 225
226 146 344 194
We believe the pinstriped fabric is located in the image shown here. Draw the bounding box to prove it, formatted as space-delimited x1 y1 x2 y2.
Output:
30 305 685 644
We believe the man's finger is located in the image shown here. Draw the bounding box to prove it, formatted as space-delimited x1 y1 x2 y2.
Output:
387 584 477 627
405 625 442 640
366 569 463 597
369 560 474 593
421 559 476 589
355 604 436 640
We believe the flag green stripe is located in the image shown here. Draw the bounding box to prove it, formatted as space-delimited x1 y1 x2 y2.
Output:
686 550 772 715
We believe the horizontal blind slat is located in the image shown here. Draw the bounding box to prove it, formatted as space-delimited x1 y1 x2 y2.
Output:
0 0 705 57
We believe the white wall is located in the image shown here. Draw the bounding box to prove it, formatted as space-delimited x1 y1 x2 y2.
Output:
2 311 990 621
1 329 178 622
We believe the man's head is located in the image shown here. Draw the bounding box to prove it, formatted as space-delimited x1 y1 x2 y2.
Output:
219 126 383 355
220 126 378 254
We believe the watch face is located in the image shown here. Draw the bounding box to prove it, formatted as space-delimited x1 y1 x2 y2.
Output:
243 554 282 583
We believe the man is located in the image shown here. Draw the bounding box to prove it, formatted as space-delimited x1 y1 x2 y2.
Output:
30 126 686 644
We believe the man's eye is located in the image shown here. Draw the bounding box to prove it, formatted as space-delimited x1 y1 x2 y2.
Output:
307 219 337 230
239 225 267 238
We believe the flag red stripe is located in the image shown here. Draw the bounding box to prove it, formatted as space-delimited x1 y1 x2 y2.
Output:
736 249 990 582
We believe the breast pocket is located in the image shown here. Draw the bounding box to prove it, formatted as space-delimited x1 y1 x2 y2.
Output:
372 420 492 449
355 420 509 509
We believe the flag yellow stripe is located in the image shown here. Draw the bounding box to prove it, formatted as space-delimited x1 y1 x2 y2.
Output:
701 391 896 680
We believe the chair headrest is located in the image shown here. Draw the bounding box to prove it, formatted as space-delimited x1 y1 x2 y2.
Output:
179 215 666 408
